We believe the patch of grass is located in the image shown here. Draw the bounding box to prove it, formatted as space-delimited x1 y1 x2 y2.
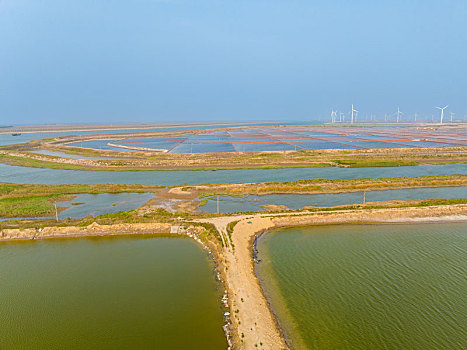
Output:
194 175 467 197
226 220 239 237
226 220 239 248
192 222 223 245
335 159 419 167
2 139 465 171
0 194 73 217
0 182 164 197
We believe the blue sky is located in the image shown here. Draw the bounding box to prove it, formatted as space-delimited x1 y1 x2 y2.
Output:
1 0 466 124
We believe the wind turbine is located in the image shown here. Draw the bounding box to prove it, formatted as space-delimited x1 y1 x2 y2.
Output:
330 109 337 123
435 105 448 124
351 104 358 124
395 107 403 123
450 112 455 123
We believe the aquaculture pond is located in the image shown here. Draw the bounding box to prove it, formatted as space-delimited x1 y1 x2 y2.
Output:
200 186 467 213
57 126 467 153
0 236 227 349
1 163 466 186
256 223 467 349
28 149 125 160
0 122 283 146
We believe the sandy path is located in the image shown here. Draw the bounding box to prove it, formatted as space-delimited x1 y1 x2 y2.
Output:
226 216 289 349
202 204 467 349
203 214 288 349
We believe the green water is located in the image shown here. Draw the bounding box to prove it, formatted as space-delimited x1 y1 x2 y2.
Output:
256 223 467 349
0 236 227 349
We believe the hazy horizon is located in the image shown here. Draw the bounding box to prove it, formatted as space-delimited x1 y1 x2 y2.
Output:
1 0 466 124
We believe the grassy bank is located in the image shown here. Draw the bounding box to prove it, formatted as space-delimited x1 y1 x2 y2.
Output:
0 194 75 218
1 183 164 197
2 199 466 243
0 183 164 218
2 142 466 171
193 175 467 197
1 175 466 217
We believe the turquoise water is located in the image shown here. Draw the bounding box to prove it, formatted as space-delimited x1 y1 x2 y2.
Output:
0 236 227 349
201 186 467 213
256 223 467 349
1 163 465 185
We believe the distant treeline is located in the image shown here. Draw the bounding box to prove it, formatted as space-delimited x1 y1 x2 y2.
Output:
0 125 13 128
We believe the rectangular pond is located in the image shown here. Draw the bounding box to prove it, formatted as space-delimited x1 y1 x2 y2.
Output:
0 236 227 349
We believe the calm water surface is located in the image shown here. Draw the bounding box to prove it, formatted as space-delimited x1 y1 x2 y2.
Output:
56 192 154 219
29 149 125 160
0 123 283 146
0 193 155 221
256 223 467 349
202 186 467 213
1 163 465 185
0 236 227 349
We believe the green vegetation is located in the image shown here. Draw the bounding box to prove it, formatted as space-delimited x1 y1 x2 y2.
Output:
0 194 74 218
1 175 465 219
0 153 98 171
226 220 239 248
1 134 465 171
190 221 224 246
334 159 419 167
196 175 467 197
302 198 467 212
0 183 164 197
0 183 163 218
226 220 239 237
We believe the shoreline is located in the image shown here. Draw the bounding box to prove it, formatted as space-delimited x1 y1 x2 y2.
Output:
254 230 306 350
252 215 467 349
1 205 467 349
0 222 173 241
208 204 467 349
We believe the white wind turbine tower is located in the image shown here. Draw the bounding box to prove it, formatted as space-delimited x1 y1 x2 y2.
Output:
450 112 455 123
351 104 358 124
395 107 403 123
435 105 448 124
330 109 337 123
